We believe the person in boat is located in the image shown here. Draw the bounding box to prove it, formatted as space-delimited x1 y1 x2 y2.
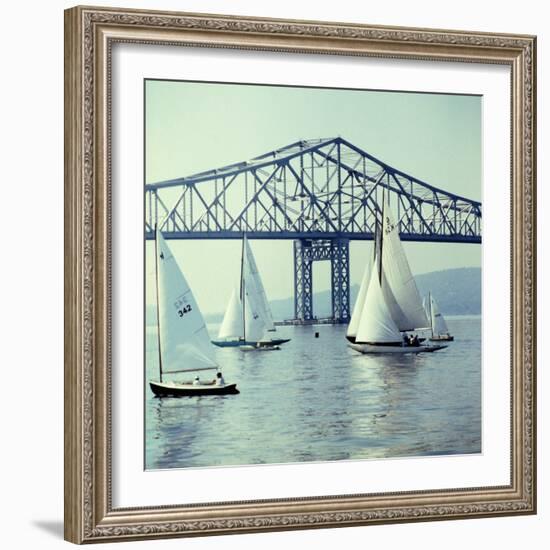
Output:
214 371 225 386
193 376 201 386
404 334 419 347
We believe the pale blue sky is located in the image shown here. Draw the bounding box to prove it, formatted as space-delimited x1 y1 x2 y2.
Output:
145 80 481 315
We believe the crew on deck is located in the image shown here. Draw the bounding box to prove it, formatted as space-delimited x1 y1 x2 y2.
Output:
403 333 420 347
215 372 225 386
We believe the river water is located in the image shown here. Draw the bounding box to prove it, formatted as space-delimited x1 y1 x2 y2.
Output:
145 316 481 470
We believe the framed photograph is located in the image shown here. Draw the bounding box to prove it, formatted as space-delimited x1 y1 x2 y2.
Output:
64 5 537 544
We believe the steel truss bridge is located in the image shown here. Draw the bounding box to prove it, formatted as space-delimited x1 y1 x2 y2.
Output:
145 137 482 324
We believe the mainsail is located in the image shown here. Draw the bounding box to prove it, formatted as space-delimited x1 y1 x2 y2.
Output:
243 284 266 342
355 261 403 344
242 235 275 332
218 287 243 340
155 229 217 373
381 196 429 330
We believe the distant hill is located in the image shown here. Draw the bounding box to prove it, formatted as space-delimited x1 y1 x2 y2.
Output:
415 268 481 316
146 267 481 325
268 267 480 320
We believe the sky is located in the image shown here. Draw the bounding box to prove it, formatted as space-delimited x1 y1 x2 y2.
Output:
145 79 481 315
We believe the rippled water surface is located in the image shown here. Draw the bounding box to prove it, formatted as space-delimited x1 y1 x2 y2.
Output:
145 316 481 469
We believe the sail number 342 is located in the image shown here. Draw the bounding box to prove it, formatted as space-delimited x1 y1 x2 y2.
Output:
177 304 192 317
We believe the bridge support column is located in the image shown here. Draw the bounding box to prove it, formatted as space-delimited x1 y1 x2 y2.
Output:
293 238 350 324
331 238 351 323
294 239 313 322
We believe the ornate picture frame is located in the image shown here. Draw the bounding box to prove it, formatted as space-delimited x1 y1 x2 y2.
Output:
64 5 536 544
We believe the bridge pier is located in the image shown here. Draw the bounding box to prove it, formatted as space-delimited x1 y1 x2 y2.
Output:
293 239 350 324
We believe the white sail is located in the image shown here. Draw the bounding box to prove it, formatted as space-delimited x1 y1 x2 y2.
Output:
218 287 243 340
156 229 217 373
381 196 429 330
242 235 275 331
355 263 403 344
242 278 266 342
422 295 430 320
430 295 450 336
347 255 372 338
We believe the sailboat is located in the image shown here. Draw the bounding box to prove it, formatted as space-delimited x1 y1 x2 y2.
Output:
149 228 239 396
425 292 454 341
212 235 290 349
348 194 447 354
345 232 427 345
346 254 426 345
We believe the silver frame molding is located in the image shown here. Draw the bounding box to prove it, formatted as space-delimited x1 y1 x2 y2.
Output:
64 5 536 544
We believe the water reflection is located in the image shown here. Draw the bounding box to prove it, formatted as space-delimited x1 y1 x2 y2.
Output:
145 317 481 469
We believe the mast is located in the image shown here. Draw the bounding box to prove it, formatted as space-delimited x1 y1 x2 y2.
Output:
428 291 434 338
378 186 385 284
373 223 378 263
240 232 246 343
154 226 163 383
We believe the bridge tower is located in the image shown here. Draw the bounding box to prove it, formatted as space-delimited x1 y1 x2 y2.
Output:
294 238 350 323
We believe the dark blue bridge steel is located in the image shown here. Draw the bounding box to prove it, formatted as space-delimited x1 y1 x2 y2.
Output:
145 137 481 323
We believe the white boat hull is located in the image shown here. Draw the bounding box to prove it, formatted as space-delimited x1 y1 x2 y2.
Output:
240 344 281 351
348 343 447 354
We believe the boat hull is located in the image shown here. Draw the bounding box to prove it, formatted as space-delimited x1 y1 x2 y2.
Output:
346 335 426 344
240 344 280 351
212 338 290 347
348 343 447 354
149 380 239 397
429 335 454 342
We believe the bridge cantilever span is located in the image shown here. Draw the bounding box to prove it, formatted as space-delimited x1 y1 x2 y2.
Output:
145 137 482 323
145 136 481 243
